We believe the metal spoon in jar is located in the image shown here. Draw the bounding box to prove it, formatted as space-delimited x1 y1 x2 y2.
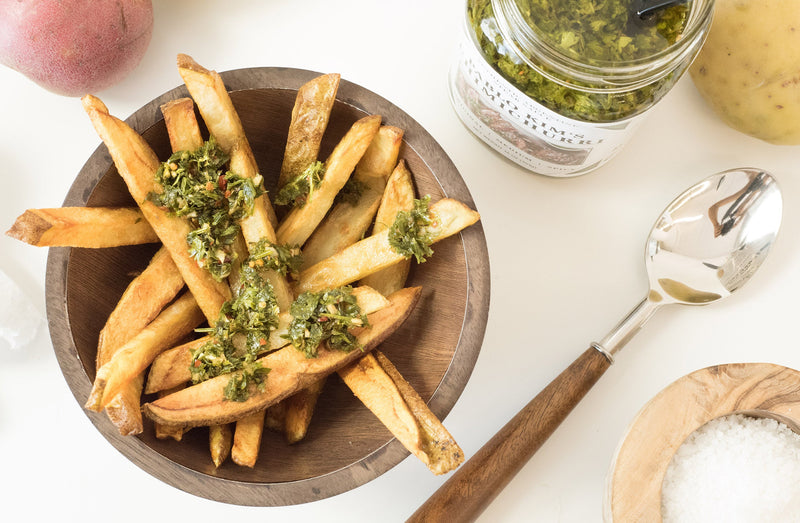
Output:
635 0 690 18
409 168 783 522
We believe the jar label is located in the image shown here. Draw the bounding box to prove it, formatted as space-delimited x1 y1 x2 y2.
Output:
450 40 647 177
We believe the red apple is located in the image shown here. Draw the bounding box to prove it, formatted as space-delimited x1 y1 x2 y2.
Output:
0 0 154 96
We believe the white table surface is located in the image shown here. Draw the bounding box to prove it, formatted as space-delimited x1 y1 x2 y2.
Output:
2 1 799 521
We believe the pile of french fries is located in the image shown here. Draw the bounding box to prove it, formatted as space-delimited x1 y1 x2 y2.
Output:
7 54 480 475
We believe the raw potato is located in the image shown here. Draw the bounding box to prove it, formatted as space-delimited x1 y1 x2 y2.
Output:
689 0 800 145
0 0 153 97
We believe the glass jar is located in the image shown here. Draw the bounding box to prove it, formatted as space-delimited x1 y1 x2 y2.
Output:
448 0 715 177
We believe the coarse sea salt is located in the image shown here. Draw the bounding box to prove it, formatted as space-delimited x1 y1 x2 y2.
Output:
661 413 800 523
0 268 41 350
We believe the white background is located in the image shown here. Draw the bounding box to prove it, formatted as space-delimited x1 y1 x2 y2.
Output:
2 1 799 522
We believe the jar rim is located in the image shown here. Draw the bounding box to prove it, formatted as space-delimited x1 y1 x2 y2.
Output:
491 0 715 91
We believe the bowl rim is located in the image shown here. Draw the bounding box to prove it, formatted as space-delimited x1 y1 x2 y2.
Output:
45 66 490 506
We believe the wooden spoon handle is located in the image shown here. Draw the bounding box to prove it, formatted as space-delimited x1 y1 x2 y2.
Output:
408 347 612 523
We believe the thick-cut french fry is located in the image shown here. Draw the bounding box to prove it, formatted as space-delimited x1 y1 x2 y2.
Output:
232 409 266 467
228 144 294 311
144 286 390 394
278 73 340 189
339 351 464 475
98 247 185 435
283 379 326 444
161 98 204 151
86 292 205 411
81 94 231 323
276 115 382 248
301 125 404 269
265 401 287 432
296 198 481 294
210 424 233 467
97 247 185 367
6 207 158 248
143 286 421 428
177 53 279 230
359 160 416 296
155 384 188 441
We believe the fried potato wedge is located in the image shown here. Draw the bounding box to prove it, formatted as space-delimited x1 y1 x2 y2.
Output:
276 114 382 247
144 286 390 394
143 286 421 428
177 53 279 230
283 378 326 444
210 424 233 467
359 160 416 296
161 98 204 152
264 401 287 432
6 207 158 248
97 247 185 368
97 247 185 435
155 384 188 441
339 351 464 475
81 94 231 323
232 409 267 467
278 73 340 189
86 292 205 411
295 198 480 294
301 125 404 269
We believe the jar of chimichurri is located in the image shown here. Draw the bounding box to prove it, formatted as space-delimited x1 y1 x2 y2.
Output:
449 0 715 177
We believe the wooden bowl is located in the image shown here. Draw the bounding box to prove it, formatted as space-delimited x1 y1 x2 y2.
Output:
604 362 800 522
45 67 490 506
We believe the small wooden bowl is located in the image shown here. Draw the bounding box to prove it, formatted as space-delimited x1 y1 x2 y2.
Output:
604 362 800 522
45 67 490 506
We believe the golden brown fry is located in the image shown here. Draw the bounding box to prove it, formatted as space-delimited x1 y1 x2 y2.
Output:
232 410 266 467
6 207 158 248
97 247 185 435
143 287 421 428
264 401 287 432
339 351 464 475
176 53 279 230
210 424 233 468
97 247 185 368
284 379 326 444
155 384 188 441
81 94 231 323
161 98 204 151
278 73 341 189
86 292 205 411
276 114 382 248
103 375 146 437
359 160 416 295
301 125 404 269
144 286 389 394
296 198 481 294
228 144 294 311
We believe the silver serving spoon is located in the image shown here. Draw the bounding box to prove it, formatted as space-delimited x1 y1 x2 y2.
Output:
409 168 783 523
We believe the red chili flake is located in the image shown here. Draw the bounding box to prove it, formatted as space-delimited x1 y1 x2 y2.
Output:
318 316 329 322
205 181 215 191
193 360 202 367
259 338 267 346
218 176 227 192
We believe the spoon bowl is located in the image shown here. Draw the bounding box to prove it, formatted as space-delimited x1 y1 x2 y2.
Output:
647 168 782 305
410 168 783 522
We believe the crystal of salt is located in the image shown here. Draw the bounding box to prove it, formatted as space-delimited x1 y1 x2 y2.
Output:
0 269 42 350
661 413 800 523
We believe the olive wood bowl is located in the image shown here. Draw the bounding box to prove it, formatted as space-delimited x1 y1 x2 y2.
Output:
604 362 800 522
46 67 490 506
